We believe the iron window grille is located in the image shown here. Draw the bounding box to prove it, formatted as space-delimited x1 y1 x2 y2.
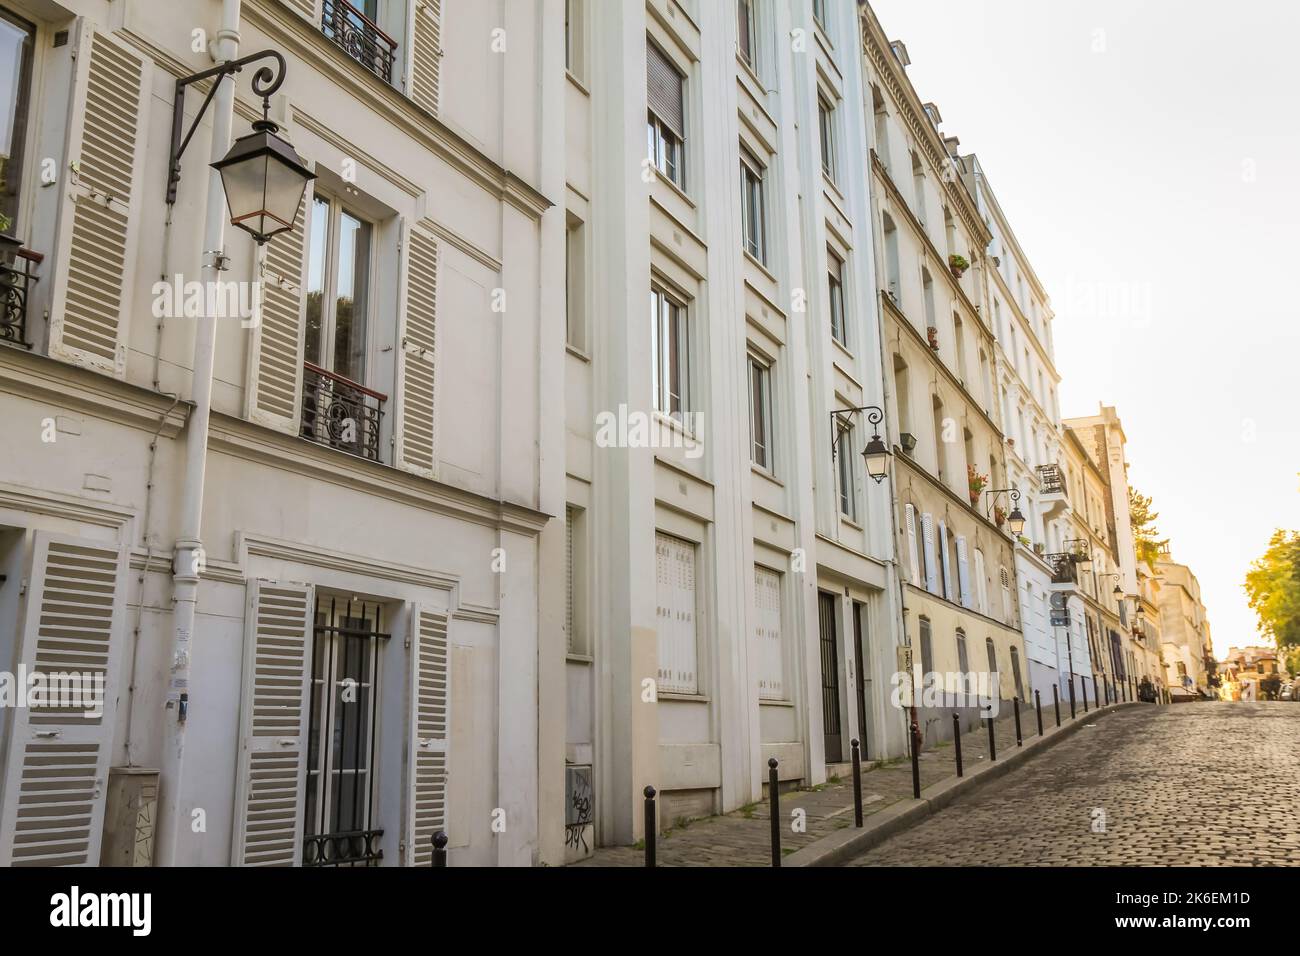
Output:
1036 463 1066 495
0 247 39 348
321 0 398 84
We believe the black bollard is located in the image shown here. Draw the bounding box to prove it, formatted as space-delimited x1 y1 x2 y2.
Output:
1052 684 1061 727
1068 676 1077 719
1082 678 1089 714
1034 689 1043 736
1013 697 1022 746
851 739 863 828
432 830 448 867
952 713 963 777
768 758 781 867
1092 674 1100 709
910 718 922 799
986 714 997 761
643 786 656 868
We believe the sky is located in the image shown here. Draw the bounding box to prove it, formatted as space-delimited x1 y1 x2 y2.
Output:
869 0 1300 658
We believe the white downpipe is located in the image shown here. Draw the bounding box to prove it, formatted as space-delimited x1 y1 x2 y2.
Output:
157 0 242 867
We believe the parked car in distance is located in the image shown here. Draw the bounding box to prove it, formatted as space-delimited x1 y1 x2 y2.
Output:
1282 684 1295 701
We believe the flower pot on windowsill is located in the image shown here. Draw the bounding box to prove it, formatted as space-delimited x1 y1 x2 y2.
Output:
948 253 970 279
926 326 939 351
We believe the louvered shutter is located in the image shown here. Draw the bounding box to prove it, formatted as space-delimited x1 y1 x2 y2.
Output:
394 224 439 477
956 535 972 609
0 534 128 866
247 182 314 435
937 520 954 602
406 606 449 865
921 513 938 595
46 23 151 378
1000 567 1013 621
904 504 920 583
973 548 987 614
646 41 684 137
655 533 697 695
232 580 314 866
279 0 321 20
754 566 784 701
408 0 443 115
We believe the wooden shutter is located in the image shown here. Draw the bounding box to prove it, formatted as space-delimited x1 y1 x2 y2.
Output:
394 226 439 477
247 183 314 435
937 520 954 602
754 566 783 701
956 535 972 609
407 607 449 865
232 580 314 866
0 534 128 866
904 504 920 583
46 23 150 378
408 0 443 115
1000 567 1012 621
921 513 938 595
655 533 697 695
280 0 321 21
646 41 684 137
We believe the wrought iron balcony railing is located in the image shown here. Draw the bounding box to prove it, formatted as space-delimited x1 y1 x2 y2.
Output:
1045 552 1078 585
1036 463 1066 496
303 828 384 867
321 0 398 83
301 362 386 462
1 247 41 349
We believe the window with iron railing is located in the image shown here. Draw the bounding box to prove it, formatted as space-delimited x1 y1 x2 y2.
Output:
1036 463 1066 495
0 246 38 349
321 0 398 84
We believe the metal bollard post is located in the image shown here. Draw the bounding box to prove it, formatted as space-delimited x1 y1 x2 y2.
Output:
1092 674 1100 709
851 739 863 828
986 714 997 761
432 830 448 867
1068 676 1077 719
643 786 656 868
1082 678 1089 714
952 713 963 777
1034 689 1043 736
1052 684 1061 727
768 758 781 867
909 718 922 799
1013 697 1022 746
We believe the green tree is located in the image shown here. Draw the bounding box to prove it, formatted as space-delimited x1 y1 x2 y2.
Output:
1243 529 1300 651
1129 488 1168 566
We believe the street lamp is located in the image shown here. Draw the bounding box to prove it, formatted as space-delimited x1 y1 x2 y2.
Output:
984 488 1025 536
830 405 891 484
166 50 315 244
1063 537 1092 569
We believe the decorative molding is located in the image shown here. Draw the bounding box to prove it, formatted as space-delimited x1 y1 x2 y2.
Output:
294 109 423 198
0 481 136 533
452 603 500 624
237 531 459 593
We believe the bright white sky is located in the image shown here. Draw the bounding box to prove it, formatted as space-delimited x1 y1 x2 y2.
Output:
869 0 1300 658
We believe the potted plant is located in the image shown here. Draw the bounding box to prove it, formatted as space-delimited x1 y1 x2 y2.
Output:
0 213 19 267
994 504 1007 528
948 253 969 278
926 326 939 350
1018 535 1031 547
1033 542 1045 555
967 464 987 507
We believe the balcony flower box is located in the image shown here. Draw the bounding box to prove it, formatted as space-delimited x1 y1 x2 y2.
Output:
948 253 970 279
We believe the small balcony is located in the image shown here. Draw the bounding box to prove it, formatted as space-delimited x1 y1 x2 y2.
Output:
301 362 386 462
303 828 384 867
1045 552 1078 587
0 246 41 349
1036 463 1068 520
321 0 398 84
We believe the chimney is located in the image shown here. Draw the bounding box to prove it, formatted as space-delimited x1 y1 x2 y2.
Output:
943 135 961 158
922 102 943 129
889 40 910 69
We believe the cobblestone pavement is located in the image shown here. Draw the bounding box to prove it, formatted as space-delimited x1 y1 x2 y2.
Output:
847 702 1300 866
574 703 1044 867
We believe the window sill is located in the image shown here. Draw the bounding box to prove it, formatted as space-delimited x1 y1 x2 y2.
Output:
736 51 764 93
652 168 696 210
565 70 590 96
565 343 591 363
758 697 795 708
653 410 699 442
831 335 855 364
566 652 594 664
839 514 864 532
742 249 776 283
658 691 710 704
752 463 783 486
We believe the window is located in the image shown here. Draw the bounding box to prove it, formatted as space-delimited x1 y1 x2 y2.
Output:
754 566 785 700
973 547 988 613
883 214 901 303
651 286 690 420
566 506 589 656
910 151 926 224
321 0 398 83
871 85 890 172
837 421 857 521
566 217 586 350
919 617 933 675
740 148 767 263
828 249 847 346
892 354 911 436
0 8 34 236
812 0 827 31
565 0 586 80
748 354 774 471
953 314 967 381
655 532 698 695
955 629 969 675
931 395 946 481
737 0 757 70
985 637 999 694
305 597 388 866
647 41 686 189
817 96 837 182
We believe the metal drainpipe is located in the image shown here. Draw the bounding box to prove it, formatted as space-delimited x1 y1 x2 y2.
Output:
156 0 242 867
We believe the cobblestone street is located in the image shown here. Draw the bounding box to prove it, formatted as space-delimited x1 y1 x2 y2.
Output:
847 702 1300 866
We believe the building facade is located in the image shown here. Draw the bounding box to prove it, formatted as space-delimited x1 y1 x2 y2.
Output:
1155 546 1213 697
0 0 561 866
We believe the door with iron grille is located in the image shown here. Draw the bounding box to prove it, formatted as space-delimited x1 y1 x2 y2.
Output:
818 592 842 762
304 596 389 866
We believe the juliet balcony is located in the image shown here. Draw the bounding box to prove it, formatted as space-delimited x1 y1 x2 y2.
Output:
321 0 399 84
0 245 40 350
1036 463 1069 521
300 362 387 463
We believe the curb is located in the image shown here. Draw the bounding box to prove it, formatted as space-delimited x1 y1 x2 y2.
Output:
786 700 1146 867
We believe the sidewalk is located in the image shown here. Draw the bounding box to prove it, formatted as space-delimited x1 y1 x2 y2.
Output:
572 700 1069 867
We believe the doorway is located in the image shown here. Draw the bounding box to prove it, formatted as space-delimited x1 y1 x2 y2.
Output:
818 592 842 762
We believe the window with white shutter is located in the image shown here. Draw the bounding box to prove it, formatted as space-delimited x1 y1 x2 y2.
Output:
655 532 698 695
938 520 953 602
1000 566 1012 621
0 533 129 866
956 535 972 609
407 0 443 116
754 566 784 700
921 513 938 594
406 605 449 865
232 580 314 866
46 23 151 378
973 547 987 614
904 504 920 583
394 225 439 477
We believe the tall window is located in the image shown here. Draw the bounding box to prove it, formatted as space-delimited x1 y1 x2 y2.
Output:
647 41 686 189
748 354 773 471
566 217 586 350
812 0 828 31
919 617 933 675
985 637 999 697
837 421 857 521
871 85 889 172
818 96 837 182
565 0 586 80
910 151 926 223
651 286 690 420
754 566 785 700
305 195 372 384
737 0 757 70
566 505 589 656
0 9 35 236
740 148 766 263
828 249 847 345
955 629 969 674
883 214 901 303
655 532 698 695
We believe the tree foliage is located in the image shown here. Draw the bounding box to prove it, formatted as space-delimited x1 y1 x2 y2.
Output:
1128 487 1168 566
1243 530 1300 651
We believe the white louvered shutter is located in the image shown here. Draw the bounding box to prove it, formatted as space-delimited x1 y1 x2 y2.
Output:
956 535 972 609
904 504 920 583
754 566 784 701
921 513 938 595
973 548 987 614
938 520 954 602
407 0 443 115
394 225 439 477
247 182 314 435
280 0 321 21
655 533 697 695
1000 567 1013 621
0 534 128 866
232 580 314 866
407 607 449 865
46 23 150 378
